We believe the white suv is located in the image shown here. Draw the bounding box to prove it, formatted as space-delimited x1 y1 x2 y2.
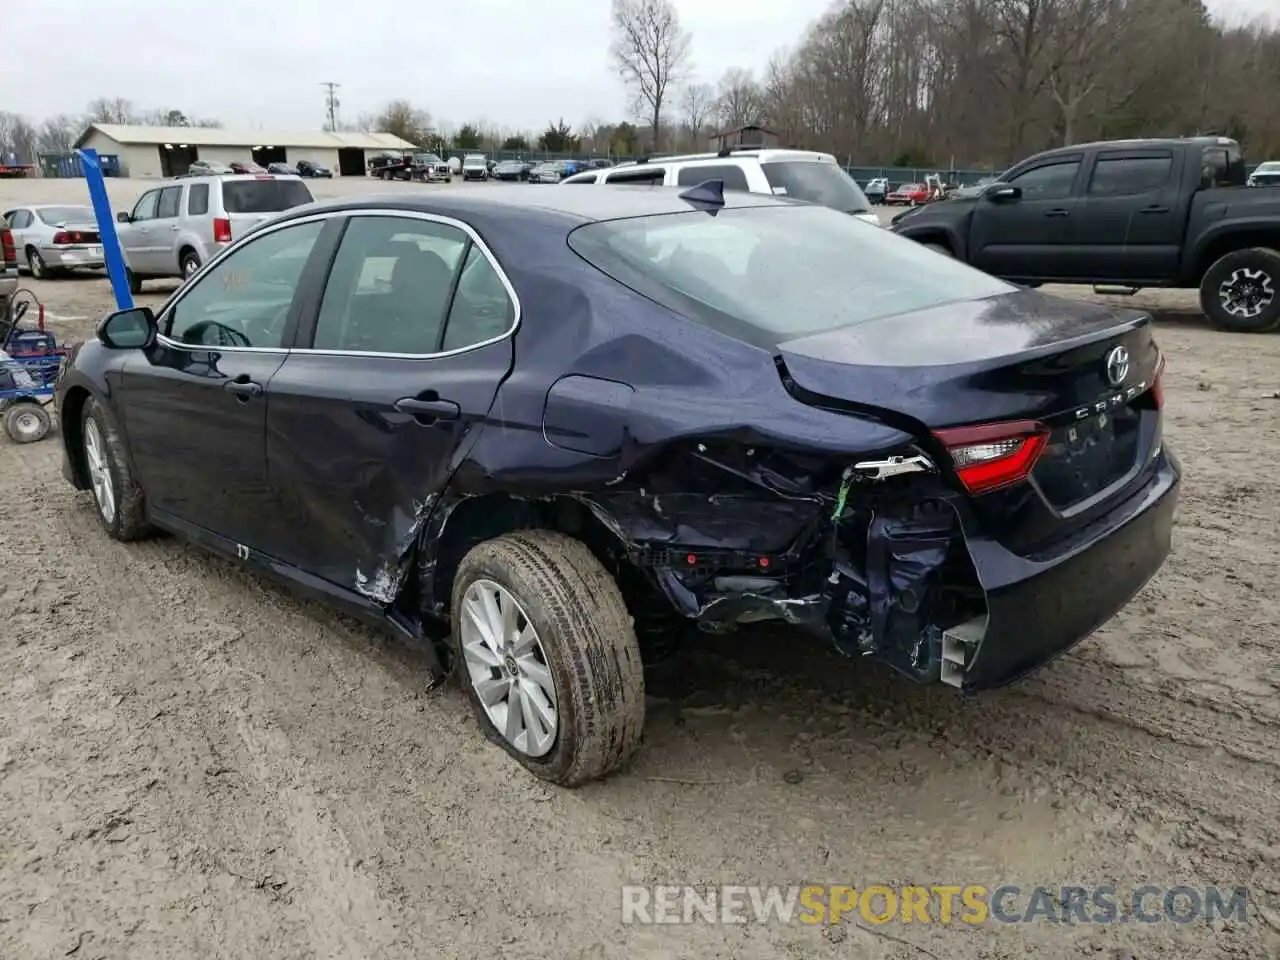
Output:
559 149 881 225
115 174 314 293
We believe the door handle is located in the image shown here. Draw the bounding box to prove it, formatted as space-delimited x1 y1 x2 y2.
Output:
1045 208 1071 217
1138 205 1170 214
224 379 262 398
169 225 180 231
395 396 460 421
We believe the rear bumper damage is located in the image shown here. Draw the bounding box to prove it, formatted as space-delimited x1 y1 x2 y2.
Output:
595 448 1180 693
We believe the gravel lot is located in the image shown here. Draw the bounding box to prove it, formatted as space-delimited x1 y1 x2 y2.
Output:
2 177 1279 960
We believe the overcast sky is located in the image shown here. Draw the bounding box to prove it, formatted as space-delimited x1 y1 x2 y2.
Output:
3 0 1276 134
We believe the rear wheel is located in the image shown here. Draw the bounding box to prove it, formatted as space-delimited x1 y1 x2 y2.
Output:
3 402 50 443
81 397 151 540
26 248 47 279
127 268 143 295
1200 248 1280 333
180 249 201 280
450 531 645 786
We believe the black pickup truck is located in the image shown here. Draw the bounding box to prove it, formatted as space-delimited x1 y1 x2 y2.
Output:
892 137 1280 332
368 152 414 180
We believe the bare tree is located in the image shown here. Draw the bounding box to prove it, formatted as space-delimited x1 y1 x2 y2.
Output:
37 115 81 156
373 100 433 145
715 67 764 129
680 82 715 145
86 97 136 125
610 0 692 151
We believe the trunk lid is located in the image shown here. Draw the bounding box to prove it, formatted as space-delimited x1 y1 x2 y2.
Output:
777 288 1164 544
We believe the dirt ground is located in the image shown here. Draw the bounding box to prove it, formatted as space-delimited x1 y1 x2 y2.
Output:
2 178 1279 960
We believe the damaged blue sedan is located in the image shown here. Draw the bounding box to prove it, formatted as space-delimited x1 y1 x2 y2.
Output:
55 184 1179 785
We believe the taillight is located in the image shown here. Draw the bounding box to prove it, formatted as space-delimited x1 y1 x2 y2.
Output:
213 217 232 243
934 420 1049 495
0 228 14 263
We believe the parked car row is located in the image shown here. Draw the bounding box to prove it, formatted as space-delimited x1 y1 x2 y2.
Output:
4 172 316 289
181 159 333 179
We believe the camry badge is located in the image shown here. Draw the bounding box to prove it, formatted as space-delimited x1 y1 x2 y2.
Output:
1105 345 1130 386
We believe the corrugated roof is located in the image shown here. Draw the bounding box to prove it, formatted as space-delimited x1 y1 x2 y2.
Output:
75 123 416 151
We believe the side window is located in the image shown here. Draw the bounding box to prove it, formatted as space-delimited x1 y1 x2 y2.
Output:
188 183 209 216
441 245 516 351
156 186 182 219
1088 155 1173 196
312 215 469 355
131 191 159 221
8 210 32 228
676 165 751 191
166 220 323 348
564 173 599 184
605 167 667 185
1009 161 1081 200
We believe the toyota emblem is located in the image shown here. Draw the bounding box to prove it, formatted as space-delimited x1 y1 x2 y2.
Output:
1105 345 1130 386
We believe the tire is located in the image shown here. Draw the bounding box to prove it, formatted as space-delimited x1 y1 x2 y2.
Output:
3 402 50 443
1199 247 1280 333
922 242 953 257
450 530 645 786
180 249 201 280
26 248 47 279
127 268 143 295
81 396 151 541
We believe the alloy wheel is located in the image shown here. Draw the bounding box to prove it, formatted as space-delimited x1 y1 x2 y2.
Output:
459 578 559 757
27 250 45 279
1219 267 1276 319
83 418 116 524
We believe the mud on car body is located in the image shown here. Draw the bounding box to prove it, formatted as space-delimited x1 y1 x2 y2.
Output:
55 185 1180 786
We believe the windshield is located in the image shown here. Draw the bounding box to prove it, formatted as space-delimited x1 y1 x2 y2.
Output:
37 206 94 225
221 179 313 213
760 161 872 214
463 156 486 166
568 205 1012 349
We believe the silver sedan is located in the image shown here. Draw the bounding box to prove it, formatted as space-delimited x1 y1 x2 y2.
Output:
2 205 105 279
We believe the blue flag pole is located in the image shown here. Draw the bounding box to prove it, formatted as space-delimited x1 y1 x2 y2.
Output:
78 148 133 311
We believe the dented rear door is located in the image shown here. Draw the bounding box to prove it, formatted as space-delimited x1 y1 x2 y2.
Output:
264 212 517 599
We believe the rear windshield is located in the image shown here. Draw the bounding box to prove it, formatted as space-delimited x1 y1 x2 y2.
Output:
568 205 1012 349
38 206 94 225
221 179 313 213
760 161 872 214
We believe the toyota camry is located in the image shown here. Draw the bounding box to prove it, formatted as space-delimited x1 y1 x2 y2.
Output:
55 184 1179 785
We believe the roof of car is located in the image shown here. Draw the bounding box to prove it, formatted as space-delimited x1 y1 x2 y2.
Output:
1023 136 1239 162
284 184 797 227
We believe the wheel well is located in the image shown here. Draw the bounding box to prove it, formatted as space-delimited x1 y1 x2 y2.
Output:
908 232 953 254
426 493 633 620
24 244 39 258
179 245 198 266
59 386 91 488
1194 232 1280 283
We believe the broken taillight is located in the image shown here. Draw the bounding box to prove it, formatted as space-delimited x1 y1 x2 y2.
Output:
934 420 1049 495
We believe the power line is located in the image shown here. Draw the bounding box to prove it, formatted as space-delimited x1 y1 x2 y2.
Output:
320 82 341 131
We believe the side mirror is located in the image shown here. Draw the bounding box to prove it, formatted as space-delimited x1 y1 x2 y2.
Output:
97 306 157 350
116 211 131 223
984 184 1021 202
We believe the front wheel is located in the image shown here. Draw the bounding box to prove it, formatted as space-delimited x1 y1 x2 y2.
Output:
81 397 151 540
450 531 645 786
1200 247 1280 333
